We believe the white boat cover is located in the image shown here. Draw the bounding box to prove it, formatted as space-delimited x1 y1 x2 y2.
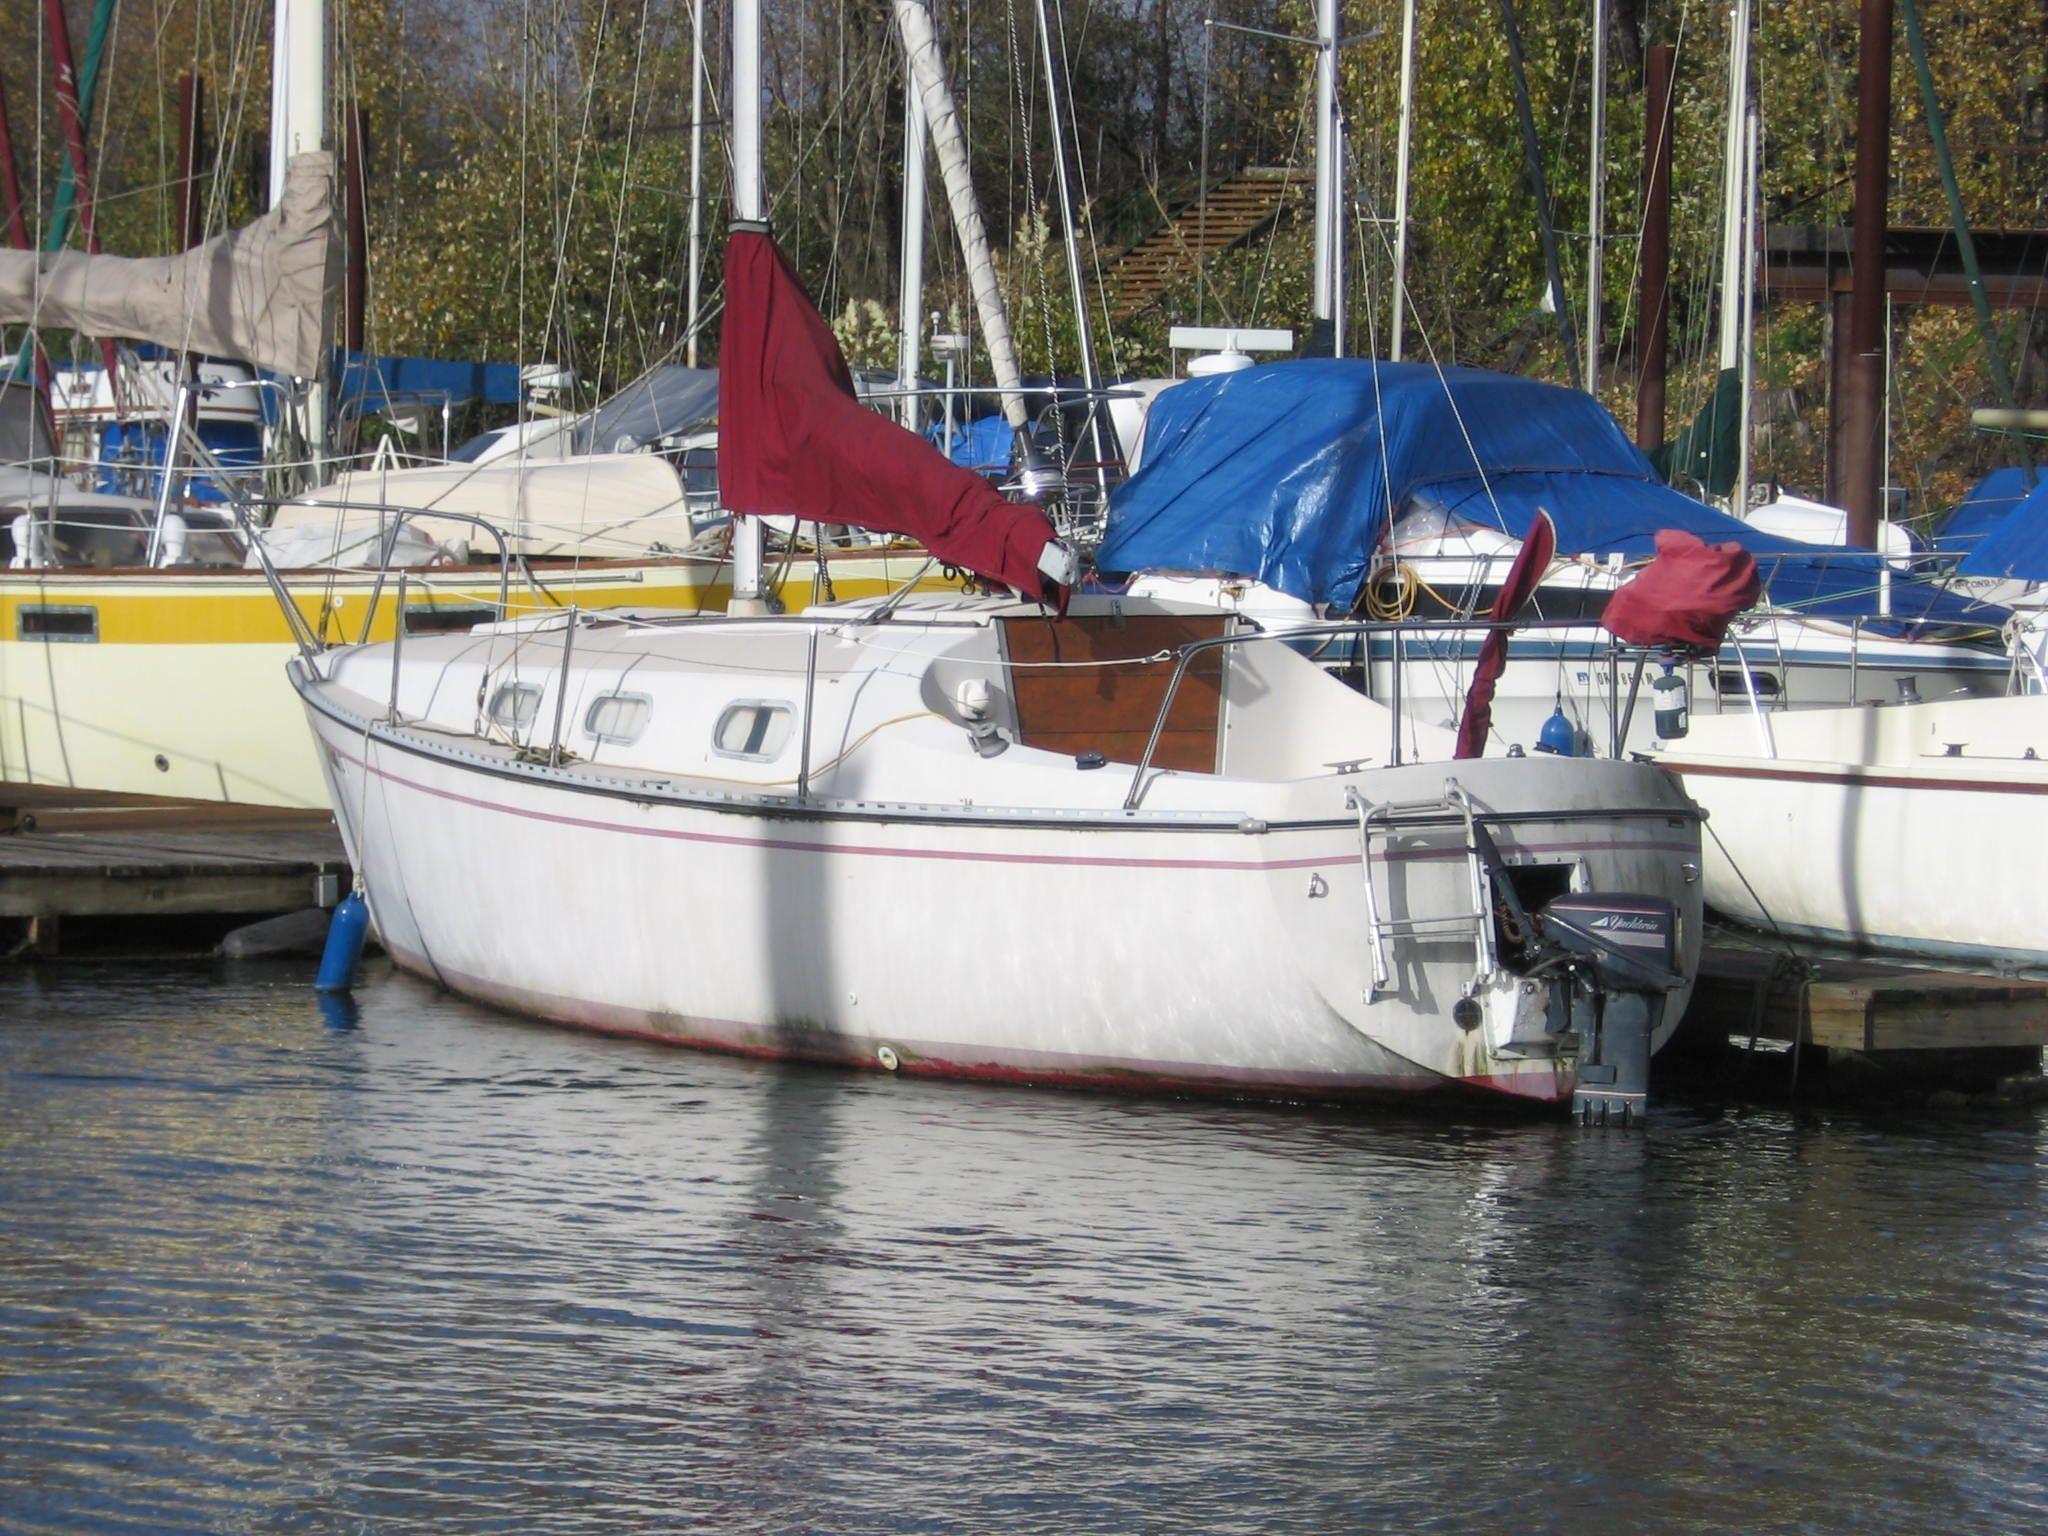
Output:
276 453 700 558
0 153 340 380
249 518 442 571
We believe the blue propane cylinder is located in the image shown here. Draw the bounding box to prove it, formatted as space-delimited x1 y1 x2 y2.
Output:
316 891 370 992
1535 707 1578 756
1653 664 1690 740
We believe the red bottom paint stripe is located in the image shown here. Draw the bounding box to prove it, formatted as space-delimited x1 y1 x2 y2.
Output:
383 943 1576 1106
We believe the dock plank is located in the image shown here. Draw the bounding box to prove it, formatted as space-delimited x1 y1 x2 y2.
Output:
1695 933 2048 1053
0 784 348 926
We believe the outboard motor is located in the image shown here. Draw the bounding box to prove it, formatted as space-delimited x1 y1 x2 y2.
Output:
1535 893 1685 1126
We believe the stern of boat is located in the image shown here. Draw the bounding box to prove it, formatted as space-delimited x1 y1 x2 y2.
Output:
1324 756 1703 1123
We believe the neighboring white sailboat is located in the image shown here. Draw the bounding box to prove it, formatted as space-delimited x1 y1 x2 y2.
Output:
1652 692 2048 970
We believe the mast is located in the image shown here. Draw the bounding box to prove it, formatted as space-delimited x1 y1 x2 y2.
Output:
1737 105 1758 515
1716 0 1752 374
685 0 706 368
1311 0 1341 352
1583 0 1606 394
1389 0 1416 361
891 0 1029 434
1842 0 1892 547
730 0 767 606
897 56 929 431
343 104 368 355
1635 42 1675 452
272 0 329 469
177 74 208 251
270 0 328 207
43 0 121 389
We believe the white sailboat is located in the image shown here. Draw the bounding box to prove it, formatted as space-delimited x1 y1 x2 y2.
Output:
1652 692 2048 969
285 0 1707 1121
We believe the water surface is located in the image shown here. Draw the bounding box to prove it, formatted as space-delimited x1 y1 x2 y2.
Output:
4 962 2045 1532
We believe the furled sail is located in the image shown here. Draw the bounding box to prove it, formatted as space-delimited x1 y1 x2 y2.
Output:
717 229 1060 598
0 153 340 380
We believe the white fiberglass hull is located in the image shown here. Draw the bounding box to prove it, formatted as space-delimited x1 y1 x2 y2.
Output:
1655 695 2048 969
1354 621 2009 759
293 619 1703 1107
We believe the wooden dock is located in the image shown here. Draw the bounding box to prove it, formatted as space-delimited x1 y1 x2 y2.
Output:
1687 933 2048 1097
1690 932 2048 1063
0 784 348 956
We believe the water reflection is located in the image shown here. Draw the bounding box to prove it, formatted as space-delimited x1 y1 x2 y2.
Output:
2 963 2045 1533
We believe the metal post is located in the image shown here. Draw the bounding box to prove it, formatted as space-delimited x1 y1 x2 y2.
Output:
387 571 408 722
1389 628 1404 766
685 0 706 368
145 381 191 567
1311 0 1339 335
1584 0 1606 395
1615 652 1649 754
897 52 929 432
729 0 767 607
796 627 820 798
1606 636 1621 757
548 609 579 767
1737 105 1758 515
1389 0 1416 361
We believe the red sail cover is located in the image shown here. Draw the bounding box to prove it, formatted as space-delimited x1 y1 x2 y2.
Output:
1454 510 1556 759
717 230 1058 599
1601 528 1762 654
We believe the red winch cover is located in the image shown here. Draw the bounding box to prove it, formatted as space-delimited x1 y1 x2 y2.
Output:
1454 509 1556 760
717 229 1059 599
1600 528 1762 655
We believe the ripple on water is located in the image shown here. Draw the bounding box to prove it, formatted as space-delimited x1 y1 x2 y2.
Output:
2 962 2046 1534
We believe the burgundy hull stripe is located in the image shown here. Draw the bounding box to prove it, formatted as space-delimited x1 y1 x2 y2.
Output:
329 740 1694 871
1666 758 2048 796
386 944 1576 1106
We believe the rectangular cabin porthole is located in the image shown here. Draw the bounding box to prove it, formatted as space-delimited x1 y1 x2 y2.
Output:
585 692 652 746
487 681 542 733
404 603 498 636
17 605 99 643
713 700 793 761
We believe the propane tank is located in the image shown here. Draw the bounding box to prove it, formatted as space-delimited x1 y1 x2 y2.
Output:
1535 707 1578 756
1653 664 1690 740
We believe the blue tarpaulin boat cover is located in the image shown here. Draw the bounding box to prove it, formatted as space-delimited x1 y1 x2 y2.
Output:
1937 467 2042 557
1098 360 2003 629
1956 472 2048 581
335 350 522 412
926 414 1012 473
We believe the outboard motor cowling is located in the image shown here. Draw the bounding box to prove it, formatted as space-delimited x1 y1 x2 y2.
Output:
1535 894 1684 1127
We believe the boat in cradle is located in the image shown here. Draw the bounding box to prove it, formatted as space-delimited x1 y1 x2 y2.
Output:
1653 693 2048 971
